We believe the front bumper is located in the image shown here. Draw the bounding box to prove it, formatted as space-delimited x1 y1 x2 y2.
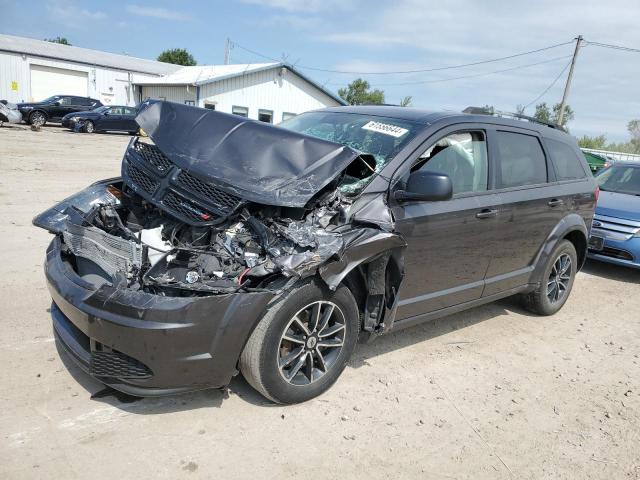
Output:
587 231 640 269
45 237 276 396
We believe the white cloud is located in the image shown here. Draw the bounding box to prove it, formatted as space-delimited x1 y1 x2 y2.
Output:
126 4 194 21
47 0 106 26
239 0 354 13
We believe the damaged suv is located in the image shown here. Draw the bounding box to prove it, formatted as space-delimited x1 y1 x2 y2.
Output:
34 101 597 403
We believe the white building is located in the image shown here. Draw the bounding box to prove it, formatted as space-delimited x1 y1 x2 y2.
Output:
133 63 345 123
0 34 179 105
0 34 345 120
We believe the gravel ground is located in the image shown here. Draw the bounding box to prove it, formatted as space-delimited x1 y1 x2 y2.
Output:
0 124 639 480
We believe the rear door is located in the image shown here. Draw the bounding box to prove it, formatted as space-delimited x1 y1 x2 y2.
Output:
391 125 505 318
482 127 565 295
121 107 138 131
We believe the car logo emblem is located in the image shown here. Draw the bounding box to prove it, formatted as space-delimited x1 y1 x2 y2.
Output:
592 220 602 228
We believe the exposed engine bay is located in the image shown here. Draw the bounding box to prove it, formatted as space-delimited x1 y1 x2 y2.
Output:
60 180 349 296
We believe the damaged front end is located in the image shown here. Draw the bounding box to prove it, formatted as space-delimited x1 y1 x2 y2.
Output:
34 101 407 395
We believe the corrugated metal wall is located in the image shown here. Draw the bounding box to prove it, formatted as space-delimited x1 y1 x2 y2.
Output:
140 85 197 104
0 51 160 105
198 67 341 122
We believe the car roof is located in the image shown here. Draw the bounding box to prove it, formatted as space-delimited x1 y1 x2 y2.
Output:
320 105 571 140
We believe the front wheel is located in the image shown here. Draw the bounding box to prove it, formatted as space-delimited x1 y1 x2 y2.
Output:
522 239 577 315
29 111 46 127
82 120 95 133
239 280 359 404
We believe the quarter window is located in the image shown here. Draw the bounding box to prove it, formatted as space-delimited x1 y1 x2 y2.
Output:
232 106 248 117
414 131 488 194
282 112 296 122
496 131 547 188
546 138 587 180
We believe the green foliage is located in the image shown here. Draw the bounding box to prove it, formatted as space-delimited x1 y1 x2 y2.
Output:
577 135 607 150
157 48 197 66
338 78 385 105
481 104 495 115
628 120 640 140
45 36 71 45
399 96 412 107
534 102 574 128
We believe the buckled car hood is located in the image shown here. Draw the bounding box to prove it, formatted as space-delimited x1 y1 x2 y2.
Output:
136 100 361 208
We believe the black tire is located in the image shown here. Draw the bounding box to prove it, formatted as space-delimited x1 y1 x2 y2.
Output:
82 121 95 133
522 239 577 315
239 279 359 404
29 111 46 127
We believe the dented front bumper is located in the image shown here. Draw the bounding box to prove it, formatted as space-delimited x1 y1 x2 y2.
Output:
45 237 276 396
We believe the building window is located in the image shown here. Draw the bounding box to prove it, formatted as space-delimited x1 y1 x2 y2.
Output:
258 109 273 123
184 100 195 106
282 112 296 122
204 103 216 110
232 106 249 117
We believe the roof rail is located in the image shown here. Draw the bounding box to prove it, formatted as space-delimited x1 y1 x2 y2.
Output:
462 106 567 132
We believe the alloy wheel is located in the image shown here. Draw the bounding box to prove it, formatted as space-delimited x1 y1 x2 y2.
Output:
278 300 346 386
30 112 45 127
84 121 94 133
547 253 572 304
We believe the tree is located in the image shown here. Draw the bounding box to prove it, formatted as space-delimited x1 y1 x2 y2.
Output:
533 102 574 128
481 104 495 115
577 135 607 150
628 120 640 140
338 78 385 105
45 36 71 45
399 96 412 107
157 48 197 66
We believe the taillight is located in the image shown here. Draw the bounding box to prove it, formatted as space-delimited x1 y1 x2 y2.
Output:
594 185 600 202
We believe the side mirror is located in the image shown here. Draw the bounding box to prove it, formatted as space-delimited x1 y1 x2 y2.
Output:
394 170 453 203
53 102 61 106
103 111 109 115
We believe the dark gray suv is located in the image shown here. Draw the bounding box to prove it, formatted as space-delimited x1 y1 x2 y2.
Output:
34 101 597 404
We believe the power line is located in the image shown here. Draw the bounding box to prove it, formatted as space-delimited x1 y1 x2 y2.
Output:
231 39 575 75
353 55 573 87
524 60 573 110
585 40 640 54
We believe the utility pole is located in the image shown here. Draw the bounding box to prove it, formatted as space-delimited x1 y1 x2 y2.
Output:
558 35 583 126
224 38 231 65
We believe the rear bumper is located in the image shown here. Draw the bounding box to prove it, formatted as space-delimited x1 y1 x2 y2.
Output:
45 237 276 396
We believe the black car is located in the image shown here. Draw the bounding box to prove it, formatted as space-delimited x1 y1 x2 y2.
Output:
17 95 102 127
34 101 597 404
62 105 139 134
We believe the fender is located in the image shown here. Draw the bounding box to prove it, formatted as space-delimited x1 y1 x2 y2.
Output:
530 213 588 285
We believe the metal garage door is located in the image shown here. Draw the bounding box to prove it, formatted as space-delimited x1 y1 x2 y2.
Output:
30 65 88 102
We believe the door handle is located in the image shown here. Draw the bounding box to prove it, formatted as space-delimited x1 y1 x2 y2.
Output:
547 199 564 207
476 208 498 219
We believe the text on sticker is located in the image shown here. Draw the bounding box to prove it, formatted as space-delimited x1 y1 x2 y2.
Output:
362 121 409 138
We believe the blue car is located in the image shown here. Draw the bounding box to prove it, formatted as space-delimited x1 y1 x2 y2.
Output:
588 162 640 268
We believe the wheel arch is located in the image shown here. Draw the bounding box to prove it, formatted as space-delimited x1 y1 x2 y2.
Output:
29 109 48 123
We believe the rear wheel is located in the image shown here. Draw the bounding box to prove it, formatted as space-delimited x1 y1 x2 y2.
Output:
239 280 359 404
29 111 46 127
82 120 95 133
522 239 577 315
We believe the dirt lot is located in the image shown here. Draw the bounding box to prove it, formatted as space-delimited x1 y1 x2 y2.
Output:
0 124 638 479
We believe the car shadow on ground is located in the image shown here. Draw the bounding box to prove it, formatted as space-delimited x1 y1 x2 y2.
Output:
58 296 521 413
581 259 639 284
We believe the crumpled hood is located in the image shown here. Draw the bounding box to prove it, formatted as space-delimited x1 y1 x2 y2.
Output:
596 190 640 221
135 100 361 207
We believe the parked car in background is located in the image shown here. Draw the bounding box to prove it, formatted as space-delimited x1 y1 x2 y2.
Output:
0 100 22 125
34 102 597 404
588 163 640 268
17 95 102 127
62 105 139 134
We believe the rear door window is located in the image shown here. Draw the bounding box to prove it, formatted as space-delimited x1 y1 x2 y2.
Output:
546 138 587 180
496 131 547 188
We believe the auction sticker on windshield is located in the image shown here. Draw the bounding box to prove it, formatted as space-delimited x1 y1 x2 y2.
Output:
362 121 409 138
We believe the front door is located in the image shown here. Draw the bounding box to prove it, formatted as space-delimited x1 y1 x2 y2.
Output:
391 128 504 319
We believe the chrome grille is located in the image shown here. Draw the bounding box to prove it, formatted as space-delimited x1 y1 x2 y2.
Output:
592 214 640 241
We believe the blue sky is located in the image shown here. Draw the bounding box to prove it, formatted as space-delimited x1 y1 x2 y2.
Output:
1 0 639 141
